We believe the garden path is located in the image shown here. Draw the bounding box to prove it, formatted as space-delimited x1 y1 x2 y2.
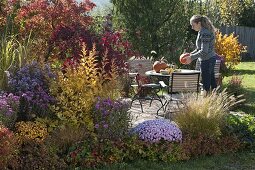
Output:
124 97 180 127
126 97 243 128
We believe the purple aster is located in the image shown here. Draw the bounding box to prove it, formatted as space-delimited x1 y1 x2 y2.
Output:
103 124 109 128
95 124 99 129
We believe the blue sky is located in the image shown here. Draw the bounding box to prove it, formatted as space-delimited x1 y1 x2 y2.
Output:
76 0 110 6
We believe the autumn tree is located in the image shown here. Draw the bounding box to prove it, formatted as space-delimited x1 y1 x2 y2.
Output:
237 0 255 27
202 0 255 27
2 0 96 59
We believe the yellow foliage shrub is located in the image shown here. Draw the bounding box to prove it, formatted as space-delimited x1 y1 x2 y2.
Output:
50 44 120 130
215 31 246 69
15 121 48 143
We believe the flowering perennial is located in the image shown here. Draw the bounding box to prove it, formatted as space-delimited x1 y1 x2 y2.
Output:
8 61 55 116
0 92 20 127
93 97 131 139
131 119 182 143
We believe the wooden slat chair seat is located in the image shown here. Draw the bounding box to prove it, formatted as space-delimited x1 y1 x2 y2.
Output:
170 75 201 92
157 72 201 117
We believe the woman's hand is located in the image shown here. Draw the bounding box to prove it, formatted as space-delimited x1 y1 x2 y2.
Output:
185 56 192 64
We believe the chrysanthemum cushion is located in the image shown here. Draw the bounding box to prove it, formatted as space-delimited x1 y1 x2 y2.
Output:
131 119 182 143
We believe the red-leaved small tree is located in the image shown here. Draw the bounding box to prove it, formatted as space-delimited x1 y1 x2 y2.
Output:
2 0 96 59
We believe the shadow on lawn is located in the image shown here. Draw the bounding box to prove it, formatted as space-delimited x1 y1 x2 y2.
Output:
231 69 255 75
237 104 255 116
235 88 255 115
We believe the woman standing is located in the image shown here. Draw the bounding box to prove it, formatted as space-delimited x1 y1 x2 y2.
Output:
184 15 217 95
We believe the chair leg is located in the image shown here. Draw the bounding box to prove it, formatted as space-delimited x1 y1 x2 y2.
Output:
149 99 153 107
130 98 134 108
130 97 144 113
165 100 172 113
176 101 180 110
139 100 144 112
130 94 138 108
164 100 174 119
156 100 167 115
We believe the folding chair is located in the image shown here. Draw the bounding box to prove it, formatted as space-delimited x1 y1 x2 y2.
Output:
195 59 222 86
128 58 163 112
157 71 201 117
214 60 222 86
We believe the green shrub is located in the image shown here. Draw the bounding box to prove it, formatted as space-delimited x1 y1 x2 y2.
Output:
67 135 187 169
118 72 133 98
173 88 244 137
224 113 255 147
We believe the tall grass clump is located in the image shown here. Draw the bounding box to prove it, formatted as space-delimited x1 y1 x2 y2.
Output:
0 33 32 90
173 88 245 137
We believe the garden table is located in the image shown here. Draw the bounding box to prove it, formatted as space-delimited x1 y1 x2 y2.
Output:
145 69 200 88
146 69 201 117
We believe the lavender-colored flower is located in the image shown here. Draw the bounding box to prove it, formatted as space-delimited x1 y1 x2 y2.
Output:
103 124 108 129
130 119 182 143
8 61 55 116
95 124 99 129
0 92 20 128
93 97 131 139
95 102 100 110
102 110 108 116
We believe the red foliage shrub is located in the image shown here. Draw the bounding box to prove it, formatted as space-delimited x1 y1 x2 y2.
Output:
0 125 17 168
180 134 242 159
1 0 96 58
49 24 136 73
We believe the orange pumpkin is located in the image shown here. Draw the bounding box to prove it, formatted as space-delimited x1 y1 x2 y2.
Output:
153 60 168 73
179 53 190 64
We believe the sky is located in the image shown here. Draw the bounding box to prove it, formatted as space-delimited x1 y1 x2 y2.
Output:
77 0 110 6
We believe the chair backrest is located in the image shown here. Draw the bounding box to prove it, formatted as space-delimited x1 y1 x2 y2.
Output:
169 72 200 94
195 59 201 71
128 58 152 76
214 60 221 78
195 59 221 78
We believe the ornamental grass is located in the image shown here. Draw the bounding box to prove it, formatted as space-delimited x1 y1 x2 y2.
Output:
173 88 245 137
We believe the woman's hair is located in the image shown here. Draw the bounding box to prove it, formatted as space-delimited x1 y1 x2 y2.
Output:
190 15 216 33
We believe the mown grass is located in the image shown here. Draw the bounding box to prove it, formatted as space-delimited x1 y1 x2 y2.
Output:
91 62 255 170
92 150 255 170
223 62 255 115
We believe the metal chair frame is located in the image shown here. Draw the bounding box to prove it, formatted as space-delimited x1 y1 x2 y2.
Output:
128 58 164 112
157 71 201 117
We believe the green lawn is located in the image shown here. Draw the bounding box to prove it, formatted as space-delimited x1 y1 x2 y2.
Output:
223 62 255 114
92 62 255 170
93 150 255 170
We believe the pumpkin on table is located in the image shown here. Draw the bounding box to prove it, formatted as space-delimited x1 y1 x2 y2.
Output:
153 58 168 73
